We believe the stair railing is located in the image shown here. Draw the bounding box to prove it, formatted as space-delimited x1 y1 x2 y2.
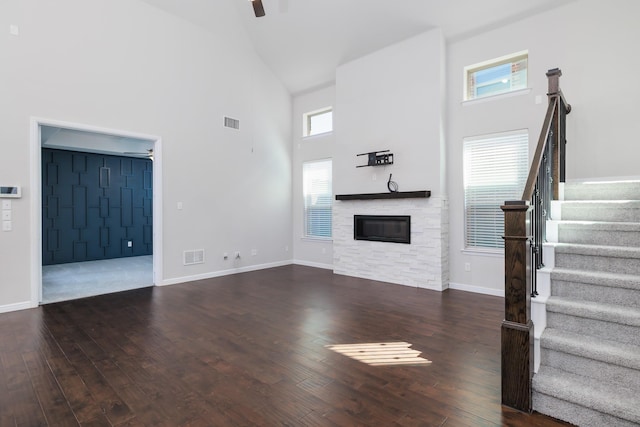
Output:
500 68 571 412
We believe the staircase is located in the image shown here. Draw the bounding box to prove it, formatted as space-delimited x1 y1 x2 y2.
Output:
532 181 640 426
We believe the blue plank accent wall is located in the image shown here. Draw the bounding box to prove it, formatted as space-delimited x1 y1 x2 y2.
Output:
42 148 153 265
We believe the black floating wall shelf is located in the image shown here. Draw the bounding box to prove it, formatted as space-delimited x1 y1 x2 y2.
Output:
335 190 430 201
356 150 393 167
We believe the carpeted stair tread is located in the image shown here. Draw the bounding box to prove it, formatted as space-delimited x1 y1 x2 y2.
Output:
554 243 640 259
533 366 640 424
557 220 640 232
559 200 640 222
546 297 640 327
561 199 640 206
540 328 640 371
553 243 640 275
559 200 640 208
556 220 640 247
564 180 640 201
551 268 640 291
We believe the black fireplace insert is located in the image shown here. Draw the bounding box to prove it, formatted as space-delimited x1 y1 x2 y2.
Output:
354 215 411 244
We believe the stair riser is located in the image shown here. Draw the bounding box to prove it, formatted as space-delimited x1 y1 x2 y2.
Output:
564 182 640 201
540 349 640 391
558 228 640 247
546 312 640 346
560 205 640 222
555 253 640 275
552 280 640 308
533 391 638 427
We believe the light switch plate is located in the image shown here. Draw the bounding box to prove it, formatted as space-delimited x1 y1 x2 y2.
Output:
2 200 10 210
2 211 10 220
2 221 12 231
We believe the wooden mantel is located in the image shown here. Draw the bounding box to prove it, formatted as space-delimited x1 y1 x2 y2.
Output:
335 190 430 201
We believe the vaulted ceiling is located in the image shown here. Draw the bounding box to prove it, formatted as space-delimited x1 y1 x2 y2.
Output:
142 0 577 95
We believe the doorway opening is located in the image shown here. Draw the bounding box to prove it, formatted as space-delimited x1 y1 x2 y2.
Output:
30 118 163 304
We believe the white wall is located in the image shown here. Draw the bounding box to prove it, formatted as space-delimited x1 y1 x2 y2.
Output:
0 0 292 311
333 30 445 196
447 0 640 295
335 29 446 197
332 29 448 289
292 86 335 269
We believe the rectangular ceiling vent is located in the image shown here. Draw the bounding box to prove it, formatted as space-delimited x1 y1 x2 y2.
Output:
223 116 240 130
183 249 205 266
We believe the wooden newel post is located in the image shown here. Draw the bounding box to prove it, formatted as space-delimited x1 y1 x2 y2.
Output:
501 201 534 412
546 68 561 95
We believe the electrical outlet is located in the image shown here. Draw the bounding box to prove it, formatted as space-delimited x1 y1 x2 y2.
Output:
127 241 133 248
464 263 471 272
2 221 12 232
251 249 257 256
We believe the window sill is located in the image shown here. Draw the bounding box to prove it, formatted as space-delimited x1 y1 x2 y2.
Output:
460 248 503 258
302 131 333 140
301 236 333 243
462 88 531 106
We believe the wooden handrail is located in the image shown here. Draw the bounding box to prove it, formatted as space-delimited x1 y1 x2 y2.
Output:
522 97 558 201
522 68 569 201
501 68 570 413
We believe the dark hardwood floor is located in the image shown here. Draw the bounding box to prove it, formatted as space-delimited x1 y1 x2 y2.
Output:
0 265 572 426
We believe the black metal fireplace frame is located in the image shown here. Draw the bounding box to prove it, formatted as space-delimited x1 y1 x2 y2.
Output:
353 215 411 244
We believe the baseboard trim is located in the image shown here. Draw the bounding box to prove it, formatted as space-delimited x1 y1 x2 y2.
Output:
332 270 446 291
449 282 505 297
292 259 334 270
159 260 293 287
0 300 38 314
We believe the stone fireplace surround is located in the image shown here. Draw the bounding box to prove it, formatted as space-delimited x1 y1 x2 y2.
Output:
333 196 448 290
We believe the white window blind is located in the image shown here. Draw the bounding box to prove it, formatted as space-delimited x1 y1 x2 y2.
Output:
303 159 332 238
464 130 529 250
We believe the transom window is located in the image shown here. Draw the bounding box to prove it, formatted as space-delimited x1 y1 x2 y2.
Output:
303 107 333 137
465 51 528 100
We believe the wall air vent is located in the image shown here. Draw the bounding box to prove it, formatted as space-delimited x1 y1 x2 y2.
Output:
183 249 205 265
223 116 240 130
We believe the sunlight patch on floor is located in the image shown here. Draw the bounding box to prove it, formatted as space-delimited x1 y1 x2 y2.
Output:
325 342 431 366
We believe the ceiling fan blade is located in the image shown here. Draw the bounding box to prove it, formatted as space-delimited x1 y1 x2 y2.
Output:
252 0 265 17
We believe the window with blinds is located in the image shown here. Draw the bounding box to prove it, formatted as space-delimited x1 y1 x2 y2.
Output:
303 159 332 238
463 130 529 250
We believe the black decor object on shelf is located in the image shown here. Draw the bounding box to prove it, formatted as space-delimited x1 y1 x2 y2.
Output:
387 174 398 192
356 150 394 167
